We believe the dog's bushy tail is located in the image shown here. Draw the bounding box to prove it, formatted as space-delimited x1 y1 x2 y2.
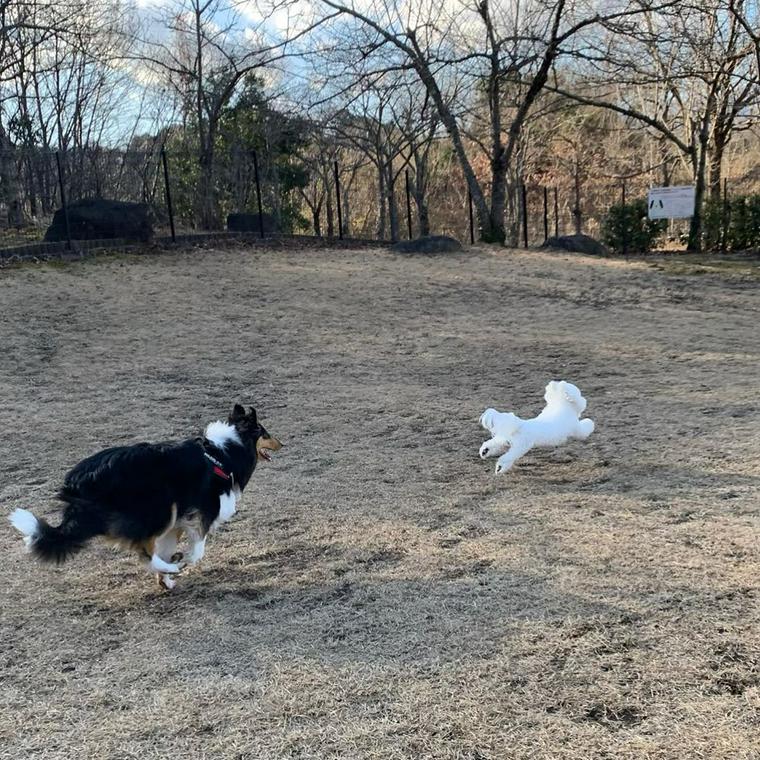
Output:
578 419 595 439
9 507 93 564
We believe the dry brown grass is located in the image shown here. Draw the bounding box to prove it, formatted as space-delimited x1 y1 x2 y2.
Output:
646 252 760 281
1 244 758 760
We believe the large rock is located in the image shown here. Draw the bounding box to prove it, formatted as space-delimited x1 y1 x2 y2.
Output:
227 212 278 235
45 198 153 242
391 235 463 254
542 234 609 257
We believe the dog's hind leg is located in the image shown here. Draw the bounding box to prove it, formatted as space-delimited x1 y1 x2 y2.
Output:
479 436 509 459
495 439 532 475
145 506 184 589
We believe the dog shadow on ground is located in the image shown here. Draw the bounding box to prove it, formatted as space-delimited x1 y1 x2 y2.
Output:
87 543 632 679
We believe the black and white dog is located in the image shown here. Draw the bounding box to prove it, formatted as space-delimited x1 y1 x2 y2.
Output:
9 404 282 590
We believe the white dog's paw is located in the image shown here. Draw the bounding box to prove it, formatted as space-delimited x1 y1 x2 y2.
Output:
480 437 509 459
495 460 510 475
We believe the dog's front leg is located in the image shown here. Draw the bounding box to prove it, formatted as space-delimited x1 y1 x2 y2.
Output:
479 436 509 459
155 528 184 590
495 438 532 475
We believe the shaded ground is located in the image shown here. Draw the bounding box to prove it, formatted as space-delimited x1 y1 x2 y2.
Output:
0 244 758 759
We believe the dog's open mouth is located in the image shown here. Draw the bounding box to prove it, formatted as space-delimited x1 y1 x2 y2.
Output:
257 437 283 462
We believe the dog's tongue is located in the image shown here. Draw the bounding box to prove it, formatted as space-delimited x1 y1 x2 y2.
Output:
260 450 272 461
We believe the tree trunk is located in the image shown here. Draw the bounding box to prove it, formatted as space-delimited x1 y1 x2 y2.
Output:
415 189 430 236
387 166 399 242
505 177 520 246
487 45 507 245
403 33 493 242
342 190 351 237
410 154 431 236
0 126 25 228
325 173 334 237
708 133 727 199
376 165 386 239
489 148 508 244
687 136 709 252
573 164 582 235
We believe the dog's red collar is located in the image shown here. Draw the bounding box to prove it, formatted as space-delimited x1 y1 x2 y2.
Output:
203 451 233 484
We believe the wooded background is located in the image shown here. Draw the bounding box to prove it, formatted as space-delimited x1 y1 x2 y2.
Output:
1 0 759 250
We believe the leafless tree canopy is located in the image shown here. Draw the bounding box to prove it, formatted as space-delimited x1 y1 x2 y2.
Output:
1 0 759 248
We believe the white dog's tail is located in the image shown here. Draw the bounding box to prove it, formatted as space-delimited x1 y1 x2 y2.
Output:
577 419 595 439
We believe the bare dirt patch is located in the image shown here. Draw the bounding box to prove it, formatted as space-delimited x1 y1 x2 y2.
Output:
1 244 758 759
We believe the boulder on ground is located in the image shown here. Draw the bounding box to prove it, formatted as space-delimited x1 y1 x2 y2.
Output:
391 235 463 254
227 212 278 235
45 198 153 242
542 234 609 257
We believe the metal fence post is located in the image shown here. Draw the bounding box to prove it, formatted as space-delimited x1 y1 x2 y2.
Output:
389 171 397 243
334 160 343 240
161 148 176 243
553 187 559 237
252 150 264 239
55 151 73 251
467 187 475 244
543 186 549 242
405 169 413 240
521 181 528 248
621 181 628 257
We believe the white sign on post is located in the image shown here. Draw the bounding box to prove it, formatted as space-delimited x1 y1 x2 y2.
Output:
647 185 696 219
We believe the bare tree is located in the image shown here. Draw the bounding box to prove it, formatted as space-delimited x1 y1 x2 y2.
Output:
549 1 760 249
315 0 677 244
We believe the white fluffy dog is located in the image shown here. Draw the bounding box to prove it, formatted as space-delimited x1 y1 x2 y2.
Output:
479 380 595 475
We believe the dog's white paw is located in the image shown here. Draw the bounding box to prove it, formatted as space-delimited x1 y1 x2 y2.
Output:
479 443 491 459
150 554 181 574
158 574 176 591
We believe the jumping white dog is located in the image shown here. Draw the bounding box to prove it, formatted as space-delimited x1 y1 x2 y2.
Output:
479 381 595 475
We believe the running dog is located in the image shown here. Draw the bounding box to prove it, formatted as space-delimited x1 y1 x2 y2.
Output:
9 404 282 589
479 381 594 475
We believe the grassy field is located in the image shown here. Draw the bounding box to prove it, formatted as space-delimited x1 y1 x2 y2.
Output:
1 244 758 759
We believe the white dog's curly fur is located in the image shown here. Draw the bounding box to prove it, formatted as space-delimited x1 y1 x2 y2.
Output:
480 381 595 475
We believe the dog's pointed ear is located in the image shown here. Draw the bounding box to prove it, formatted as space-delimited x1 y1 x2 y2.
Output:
230 404 246 423
248 406 258 425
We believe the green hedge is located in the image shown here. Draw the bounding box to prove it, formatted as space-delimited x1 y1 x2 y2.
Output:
601 199 666 253
702 194 760 252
